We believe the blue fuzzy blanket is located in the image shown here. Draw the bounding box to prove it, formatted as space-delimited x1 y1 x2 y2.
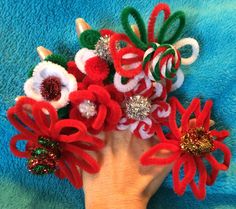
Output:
0 0 235 208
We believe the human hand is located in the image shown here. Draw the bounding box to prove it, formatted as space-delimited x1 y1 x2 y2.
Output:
82 130 172 209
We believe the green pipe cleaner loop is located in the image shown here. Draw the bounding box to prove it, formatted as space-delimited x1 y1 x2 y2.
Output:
158 11 185 44
79 29 101 49
45 54 68 69
28 65 36 78
142 43 159 68
121 7 148 50
151 44 179 80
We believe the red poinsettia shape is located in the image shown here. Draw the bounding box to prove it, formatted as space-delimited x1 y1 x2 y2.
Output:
7 97 104 189
140 97 231 199
69 85 122 134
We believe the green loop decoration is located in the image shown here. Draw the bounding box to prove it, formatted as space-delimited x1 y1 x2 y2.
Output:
158 11 185 44
121 7 147 50
28 65 36 78
45 54 68 69
79 29 101 49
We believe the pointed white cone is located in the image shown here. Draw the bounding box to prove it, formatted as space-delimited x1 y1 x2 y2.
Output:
131 24 140 38
75 18 91 38
37 46 52 61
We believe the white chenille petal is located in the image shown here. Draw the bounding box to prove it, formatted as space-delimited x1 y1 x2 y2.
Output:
24 78 43 101
65 74 77 92
129 121 139 132
74 48 97 74
157 104 171 118
34 61 70 86
173 38 200 65
139 124 153 139
50 88 69 109
170 69 185 92
114 73 139 93
117 117 130 130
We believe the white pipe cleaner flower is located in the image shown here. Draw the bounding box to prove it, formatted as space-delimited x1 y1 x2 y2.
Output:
24 61 77 109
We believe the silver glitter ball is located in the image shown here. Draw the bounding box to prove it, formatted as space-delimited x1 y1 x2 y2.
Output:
78 100 97 119
125 95 152 121
95 35 120 62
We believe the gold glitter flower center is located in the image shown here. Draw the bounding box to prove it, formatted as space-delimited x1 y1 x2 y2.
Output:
180 127 214 156
125 95 151 121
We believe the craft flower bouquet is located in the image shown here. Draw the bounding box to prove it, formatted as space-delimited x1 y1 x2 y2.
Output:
7 3 231 200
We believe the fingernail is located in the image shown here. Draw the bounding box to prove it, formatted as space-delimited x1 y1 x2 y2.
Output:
75 18 91 37
37 46 52 60
131 24 140 38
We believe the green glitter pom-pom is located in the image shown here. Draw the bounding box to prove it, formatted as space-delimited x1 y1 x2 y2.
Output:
45 54 68 69
79 29 101 49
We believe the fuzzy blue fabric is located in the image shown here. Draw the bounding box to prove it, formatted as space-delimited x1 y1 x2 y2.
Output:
0 0 235 208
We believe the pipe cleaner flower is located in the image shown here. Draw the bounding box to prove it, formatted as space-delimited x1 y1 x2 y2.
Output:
69 85 122 134
74 28 119 82
140 97 231 199
24 61 77 109
109 3 200 92
117 74 170 139
7 97 104 188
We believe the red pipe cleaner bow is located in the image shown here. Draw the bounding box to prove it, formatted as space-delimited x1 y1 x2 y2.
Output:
140 97 231 200
7 97 104 189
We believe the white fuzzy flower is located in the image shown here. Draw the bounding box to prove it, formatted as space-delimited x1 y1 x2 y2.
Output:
24 61 77 109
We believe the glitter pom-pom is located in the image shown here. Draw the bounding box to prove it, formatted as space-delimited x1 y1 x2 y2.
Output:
40 76 62 101
180 127 214 156
85 56 110 81
95 35 114 62
125 95 151 121
78 100 97 119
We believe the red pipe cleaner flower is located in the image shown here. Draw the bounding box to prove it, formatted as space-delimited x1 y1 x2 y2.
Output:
117 75 170 139
69 85 122 134
140 97 231 199
7 97 104 189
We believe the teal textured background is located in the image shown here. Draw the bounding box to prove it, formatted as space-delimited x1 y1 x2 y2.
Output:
0 0 235 208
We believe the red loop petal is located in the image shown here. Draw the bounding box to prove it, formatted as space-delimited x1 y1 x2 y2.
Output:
7 107 35 139
196 100 213 130
32 101 58 136
148 3 171 42
10 134 33 158
210 130 229 142
88 85 111 104
64 144 100 173
110 33 144 78
140 143 180 165
173 154 196 196
69 90 96 104
53 119 87 142
15 97 40 134
189 158 207 200
204 140 231 171
92 104 107 130
181 98 200 132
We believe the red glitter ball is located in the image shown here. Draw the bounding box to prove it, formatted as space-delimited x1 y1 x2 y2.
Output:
85 56 109 81
40 76 62 101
